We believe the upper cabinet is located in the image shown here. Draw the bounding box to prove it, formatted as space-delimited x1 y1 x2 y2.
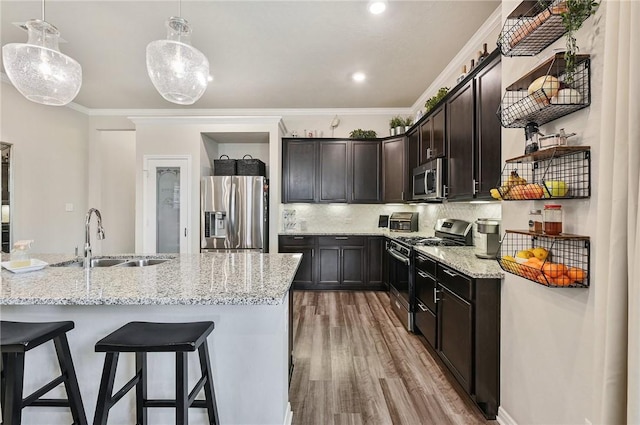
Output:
446 53 502 201
382 137 408 203
282 139 317 203
282 138 381 204
420 106 446 163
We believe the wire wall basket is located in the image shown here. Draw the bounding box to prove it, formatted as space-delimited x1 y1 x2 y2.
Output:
497 0 589 57
496 147 590 200
498 53 590 128
497 231 590 288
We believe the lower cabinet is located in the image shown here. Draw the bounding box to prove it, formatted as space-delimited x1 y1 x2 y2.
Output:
414 253 500 420
279 235 386 290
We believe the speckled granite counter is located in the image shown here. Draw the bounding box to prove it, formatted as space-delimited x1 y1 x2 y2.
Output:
279 230 435 238
414 246 504 279
1 252 302 306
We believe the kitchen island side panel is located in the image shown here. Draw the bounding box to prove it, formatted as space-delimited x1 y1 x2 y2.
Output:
2 297 290 425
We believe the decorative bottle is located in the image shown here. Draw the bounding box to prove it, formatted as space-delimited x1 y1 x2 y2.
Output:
478 43 490 63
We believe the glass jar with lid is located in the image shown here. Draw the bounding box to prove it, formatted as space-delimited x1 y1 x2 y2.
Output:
543 204 563 235
528 209 543 233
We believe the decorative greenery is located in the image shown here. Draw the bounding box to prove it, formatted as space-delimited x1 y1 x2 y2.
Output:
349 129 377 139
559 0 599 83
404 117 414 127
389 116 404 128
424 87 449 113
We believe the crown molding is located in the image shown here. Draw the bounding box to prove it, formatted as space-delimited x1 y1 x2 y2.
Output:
92 107 411 117
411 5 502 113
128 115 286 126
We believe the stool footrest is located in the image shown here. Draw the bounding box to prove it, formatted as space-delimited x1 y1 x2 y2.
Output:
188 375 208 406
144 399 209 408
110 372 141 407
28 398 71 408
22 374 66 406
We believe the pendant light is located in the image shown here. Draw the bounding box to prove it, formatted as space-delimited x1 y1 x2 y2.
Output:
1 0 82 106
146 0 210 105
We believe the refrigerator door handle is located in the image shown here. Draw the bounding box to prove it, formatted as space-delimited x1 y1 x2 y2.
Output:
228 178 237 248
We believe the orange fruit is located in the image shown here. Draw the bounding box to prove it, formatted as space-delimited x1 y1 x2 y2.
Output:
536 274 550 285
542 262 568 278
567 267 586 282
553 274 573 286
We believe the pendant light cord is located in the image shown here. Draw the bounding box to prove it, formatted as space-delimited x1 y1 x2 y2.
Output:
178 0 181 17
42 0 46 21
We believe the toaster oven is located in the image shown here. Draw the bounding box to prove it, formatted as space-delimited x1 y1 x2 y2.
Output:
389 212 419 232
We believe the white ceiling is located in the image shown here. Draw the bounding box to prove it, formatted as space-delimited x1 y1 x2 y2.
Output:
1 1 500 110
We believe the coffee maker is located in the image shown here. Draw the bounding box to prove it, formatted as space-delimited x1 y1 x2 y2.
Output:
475 218 501 259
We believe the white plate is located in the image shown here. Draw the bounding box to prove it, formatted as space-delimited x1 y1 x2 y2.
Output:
1 259 49 273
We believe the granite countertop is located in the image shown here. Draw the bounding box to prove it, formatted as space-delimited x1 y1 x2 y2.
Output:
1 252 302 306
414 246 504 279
279 230 435 238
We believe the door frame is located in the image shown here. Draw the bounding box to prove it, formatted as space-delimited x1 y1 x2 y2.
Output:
142 155 192 254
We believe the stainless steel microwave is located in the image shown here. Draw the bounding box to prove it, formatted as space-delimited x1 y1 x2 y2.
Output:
412 158 444 200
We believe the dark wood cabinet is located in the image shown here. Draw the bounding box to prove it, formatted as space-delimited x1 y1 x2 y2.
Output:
446 80 475 201
407 129 421 186
282 140 317 203
366 237 385 287
318 236 365 287
278 236 315 286
279 235 384 290
421 261 500 420
382 137 407 203
319 141 349 202
419 106 446 165
282 138 381 204
445 53 502 201
438 281 473 393
475 57 503 198
350 141 381 203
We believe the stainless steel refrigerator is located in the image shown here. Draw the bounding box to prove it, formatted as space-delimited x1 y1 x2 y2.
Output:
200 176 269 252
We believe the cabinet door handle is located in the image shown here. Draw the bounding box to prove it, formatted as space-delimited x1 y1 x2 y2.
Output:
443 185 449 197
472 179 479 195
417 302 428 312
401 191 405 201
443 268 458 278
417 271 429 278
434 287 441 304
335 237 349 240
293 236 304 240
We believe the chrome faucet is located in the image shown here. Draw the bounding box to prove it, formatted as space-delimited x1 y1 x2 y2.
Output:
84 208 105 268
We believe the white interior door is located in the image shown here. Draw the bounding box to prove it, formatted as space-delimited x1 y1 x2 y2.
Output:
143 156 191 254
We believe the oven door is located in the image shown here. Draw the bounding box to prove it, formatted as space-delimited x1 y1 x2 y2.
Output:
387 245 413 331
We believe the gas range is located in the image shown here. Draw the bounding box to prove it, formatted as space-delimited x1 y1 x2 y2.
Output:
393 235 465 247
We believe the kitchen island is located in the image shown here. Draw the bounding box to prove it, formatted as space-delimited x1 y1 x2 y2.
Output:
1 252 302 425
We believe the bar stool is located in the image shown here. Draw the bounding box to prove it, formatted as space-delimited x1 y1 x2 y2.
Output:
93 321 219 425
0 320 88 425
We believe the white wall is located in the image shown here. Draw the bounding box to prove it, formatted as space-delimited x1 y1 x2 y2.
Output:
95 130 136 255
0 83 89 254
498 2 604 424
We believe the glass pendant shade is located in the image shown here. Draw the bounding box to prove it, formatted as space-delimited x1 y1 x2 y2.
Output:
146 17 209 105
2 20 82 106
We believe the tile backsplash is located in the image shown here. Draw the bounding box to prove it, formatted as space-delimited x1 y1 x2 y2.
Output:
279 202 502 244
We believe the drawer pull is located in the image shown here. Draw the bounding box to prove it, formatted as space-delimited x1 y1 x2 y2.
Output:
434 287 441 304
417 271 429 278
443 269 458 278
335 237 349 240
293 236 304 240
417 302 428 312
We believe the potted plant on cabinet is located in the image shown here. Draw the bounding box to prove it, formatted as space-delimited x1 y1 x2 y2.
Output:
390 116 404 136
404 117 414 133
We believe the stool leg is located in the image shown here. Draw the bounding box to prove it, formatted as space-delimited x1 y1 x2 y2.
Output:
198 342 220 425
54 334 88 425
93 352 119 425
3 352 25 425
176 352 188 425
135 352 147 425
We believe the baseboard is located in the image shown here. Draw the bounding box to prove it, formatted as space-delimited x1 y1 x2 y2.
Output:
497 406 518 425
284 402 293 425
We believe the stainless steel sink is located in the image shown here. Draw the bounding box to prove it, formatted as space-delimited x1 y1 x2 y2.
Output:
115 259 169 267
50 257 171 268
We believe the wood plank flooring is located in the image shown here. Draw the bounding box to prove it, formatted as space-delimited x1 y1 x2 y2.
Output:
290 291 495 425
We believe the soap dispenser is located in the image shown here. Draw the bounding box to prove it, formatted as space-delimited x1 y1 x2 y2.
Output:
10 240 33 268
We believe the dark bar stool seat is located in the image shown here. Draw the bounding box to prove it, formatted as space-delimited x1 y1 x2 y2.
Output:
93 321 219 425
0 320 88 425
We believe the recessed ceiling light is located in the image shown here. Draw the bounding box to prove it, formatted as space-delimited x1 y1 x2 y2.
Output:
368 0 387 15
352 72 366 82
